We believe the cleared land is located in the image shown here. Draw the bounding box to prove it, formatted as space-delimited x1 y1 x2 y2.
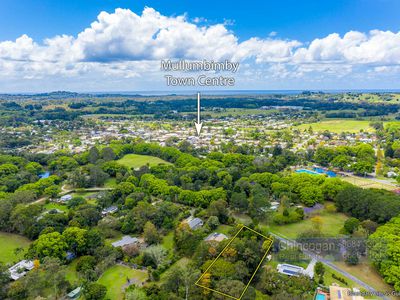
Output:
117 154 171 169
98 264 148 300
0 232 31 263
296 119 374 133
268 211 348 239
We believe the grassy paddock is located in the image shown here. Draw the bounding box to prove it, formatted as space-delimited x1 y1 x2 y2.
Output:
0 232 31 264
296 119 375 133
98 265 148 300
117 154 172 169
267 211 348 239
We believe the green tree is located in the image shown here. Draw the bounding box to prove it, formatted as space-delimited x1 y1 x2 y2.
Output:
29 232 68 260
343 217 360 234
83 283 107 300
44 185 61 197
300 185 323 206
101 147 116 161
314 261 325 277
88 147 100 164
143 221 161 245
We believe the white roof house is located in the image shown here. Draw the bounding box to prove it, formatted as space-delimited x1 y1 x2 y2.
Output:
101 206 118 216
9 260 34 280
59 194 72 202
111 236 139 248
204 232 228 243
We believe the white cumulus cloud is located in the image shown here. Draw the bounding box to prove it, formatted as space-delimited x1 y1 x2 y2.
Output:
0 7 399 91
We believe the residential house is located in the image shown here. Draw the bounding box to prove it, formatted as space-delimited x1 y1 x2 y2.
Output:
9 260 34 280
204 232 228 243
186 217 203 230
101 206 118 216
111 236 139 248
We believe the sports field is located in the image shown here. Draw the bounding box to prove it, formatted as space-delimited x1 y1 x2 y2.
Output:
0 232 31 263
117 154 171 169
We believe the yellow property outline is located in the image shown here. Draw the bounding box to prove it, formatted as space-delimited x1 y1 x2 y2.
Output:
195 224 274 300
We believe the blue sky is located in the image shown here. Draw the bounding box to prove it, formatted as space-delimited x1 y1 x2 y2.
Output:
1 0 399 42
0 1 399 92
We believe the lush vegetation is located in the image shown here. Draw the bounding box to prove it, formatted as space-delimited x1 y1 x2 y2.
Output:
0 92 400 299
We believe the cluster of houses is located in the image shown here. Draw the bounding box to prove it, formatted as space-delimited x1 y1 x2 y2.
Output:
185 216 229 242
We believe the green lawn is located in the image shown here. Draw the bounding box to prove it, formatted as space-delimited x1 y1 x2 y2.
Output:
296 119 375 133
117 154 172 169
98 265 148 300
323 264 361 289
0 232 31 264
43 202 69 212
267 211 348 239
65 259 79 285
216 224 234 235
161 231 174 251
104 178 117 188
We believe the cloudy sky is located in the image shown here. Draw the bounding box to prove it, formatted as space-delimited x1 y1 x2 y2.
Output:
0 0 400 92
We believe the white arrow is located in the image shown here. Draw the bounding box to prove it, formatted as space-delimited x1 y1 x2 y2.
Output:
194 92 203 136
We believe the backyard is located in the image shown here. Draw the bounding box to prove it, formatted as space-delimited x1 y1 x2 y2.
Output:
97 264 148 300
0 232 31 264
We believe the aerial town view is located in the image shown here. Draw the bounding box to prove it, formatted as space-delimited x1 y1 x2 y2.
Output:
0 1 400 300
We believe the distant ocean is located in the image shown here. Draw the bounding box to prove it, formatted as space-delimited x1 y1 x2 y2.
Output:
90 89 400 96
3 89 400 96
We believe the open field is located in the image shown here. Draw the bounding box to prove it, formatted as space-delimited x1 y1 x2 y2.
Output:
117 154 172 169
98 264 148 300
267 211 348 239
341 175 398 191
202 108 279 118
296 119 375 133
0 232 31 264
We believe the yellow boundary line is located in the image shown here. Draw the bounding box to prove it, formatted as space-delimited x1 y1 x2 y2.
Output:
195 224 274 300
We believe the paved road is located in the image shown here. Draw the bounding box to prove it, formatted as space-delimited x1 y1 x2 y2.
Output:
269 232 390 300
